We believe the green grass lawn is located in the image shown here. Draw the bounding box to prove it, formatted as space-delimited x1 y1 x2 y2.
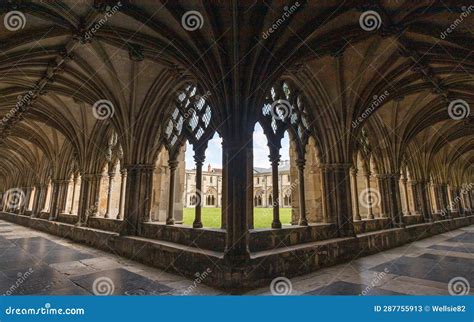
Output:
183 207 292 229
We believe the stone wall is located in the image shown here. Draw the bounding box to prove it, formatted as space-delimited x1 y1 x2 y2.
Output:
2 211 472 290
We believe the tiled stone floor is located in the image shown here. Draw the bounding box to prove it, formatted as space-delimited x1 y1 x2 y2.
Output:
0 220 472 295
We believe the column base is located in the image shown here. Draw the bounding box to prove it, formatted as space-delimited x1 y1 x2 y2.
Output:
297 219 308 226
193 221 203 228
271 221 282 229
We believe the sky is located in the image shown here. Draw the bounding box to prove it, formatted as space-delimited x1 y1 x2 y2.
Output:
185 123 290 170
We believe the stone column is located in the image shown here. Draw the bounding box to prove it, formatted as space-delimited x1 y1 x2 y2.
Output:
386 174 404 227
269 147 282 228
350 168 361 221
20 187 33 215
376 175 389 218
48 180 68 220
104 165 116 219
401 176 411 216
35 184 48 217
320 166 329 222
431 184 441 214
193 151 205 228
220 142 227 229
58 180 70 215
120 164 154 235
69 175 78 214
166 159 178 225
88 174 102 218
364 171 375 219
223 137 251 262
216 176 219 208
440 183 451 218
409 180 421 215
419 181 433 222
77 175 91 225
296 158 308 226
117 169 127 220
31 185 42 217
321 164 355 237
76 173 101 224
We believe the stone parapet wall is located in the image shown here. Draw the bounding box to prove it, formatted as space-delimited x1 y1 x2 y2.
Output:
1 211 472 291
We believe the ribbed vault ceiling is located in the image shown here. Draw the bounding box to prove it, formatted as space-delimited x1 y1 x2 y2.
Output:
0 0 472 187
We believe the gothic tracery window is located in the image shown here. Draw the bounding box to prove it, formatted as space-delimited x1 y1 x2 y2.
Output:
162 84 216 227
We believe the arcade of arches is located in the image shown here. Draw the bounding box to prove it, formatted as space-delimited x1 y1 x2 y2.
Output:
0 1 473 289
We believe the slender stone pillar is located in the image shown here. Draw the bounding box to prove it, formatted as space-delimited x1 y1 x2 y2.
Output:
88 174 102 218
351 168 361 221
0 192 4 212
431 184 442 214
35 184 48 217
120 164 154 235
296 158 308 226
220 143 227 229
269 148 282 228
223 137 251 262
376 175 389 218
31 185 42 217
49 180 68 220
409 180 421 215
116 169 127 220
104 165 116 219
364 171 375 219
193 151 205 228
20 187 33 215
69 175 78 214
419 181 433 222
320 166 329 222
77 175 91 225
440 183 451 218
401 176 411 216
166 159 178 225
58 180 70 215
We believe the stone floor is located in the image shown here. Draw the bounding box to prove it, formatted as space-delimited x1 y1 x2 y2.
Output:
0 220 472 295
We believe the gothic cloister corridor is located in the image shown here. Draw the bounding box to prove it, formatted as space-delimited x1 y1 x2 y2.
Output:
0 0 473 295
